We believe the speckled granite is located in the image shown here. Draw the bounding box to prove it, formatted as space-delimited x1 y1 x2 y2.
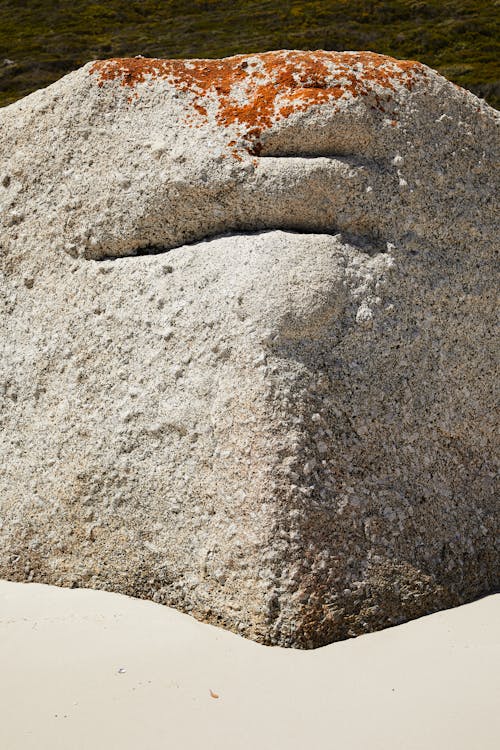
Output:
0 51 498 647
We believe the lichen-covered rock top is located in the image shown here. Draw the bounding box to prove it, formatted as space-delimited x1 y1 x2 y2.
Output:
0 52 498 647
89 51 424 152
1 49 496 265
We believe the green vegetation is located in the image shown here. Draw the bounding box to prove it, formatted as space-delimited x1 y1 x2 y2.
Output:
0 1 498 108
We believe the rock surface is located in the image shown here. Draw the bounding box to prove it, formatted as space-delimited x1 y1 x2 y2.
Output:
0 51 498 647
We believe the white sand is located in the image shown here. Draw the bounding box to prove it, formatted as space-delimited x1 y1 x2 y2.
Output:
0 580 498 750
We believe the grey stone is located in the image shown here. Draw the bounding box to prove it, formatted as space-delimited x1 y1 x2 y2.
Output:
0 51 498 647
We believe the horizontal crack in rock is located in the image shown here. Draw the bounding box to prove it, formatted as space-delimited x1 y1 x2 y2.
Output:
93 228 388 261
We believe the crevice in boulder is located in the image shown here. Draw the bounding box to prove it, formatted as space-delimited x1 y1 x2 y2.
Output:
257 152 381 170
93 228 388 261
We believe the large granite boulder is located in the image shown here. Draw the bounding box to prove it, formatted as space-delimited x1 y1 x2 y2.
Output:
0 51 498 647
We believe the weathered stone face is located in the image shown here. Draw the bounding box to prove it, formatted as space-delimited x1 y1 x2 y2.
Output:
0 51 498 647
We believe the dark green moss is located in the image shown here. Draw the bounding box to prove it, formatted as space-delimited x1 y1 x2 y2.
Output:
0 1 498 109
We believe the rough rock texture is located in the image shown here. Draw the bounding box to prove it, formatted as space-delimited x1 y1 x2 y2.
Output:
0 51 498 647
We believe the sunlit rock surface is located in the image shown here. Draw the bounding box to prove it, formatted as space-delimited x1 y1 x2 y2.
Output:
0 51 498 646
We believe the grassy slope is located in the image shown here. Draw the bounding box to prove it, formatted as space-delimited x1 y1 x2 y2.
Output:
0 0 498 108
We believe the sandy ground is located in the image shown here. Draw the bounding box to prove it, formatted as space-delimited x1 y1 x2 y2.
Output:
0 580 498 750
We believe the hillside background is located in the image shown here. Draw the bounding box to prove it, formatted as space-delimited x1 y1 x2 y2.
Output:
0 0 498 109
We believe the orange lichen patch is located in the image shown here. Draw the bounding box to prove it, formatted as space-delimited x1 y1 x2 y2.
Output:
90 51 424 151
